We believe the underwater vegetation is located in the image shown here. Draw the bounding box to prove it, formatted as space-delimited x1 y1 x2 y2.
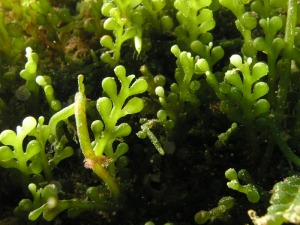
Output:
1 0 300 224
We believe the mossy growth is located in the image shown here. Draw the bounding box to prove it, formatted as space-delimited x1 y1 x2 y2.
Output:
0 0 300 225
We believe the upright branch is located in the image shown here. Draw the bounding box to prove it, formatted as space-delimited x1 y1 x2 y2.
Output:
276 0 297 121
74 75 120 200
